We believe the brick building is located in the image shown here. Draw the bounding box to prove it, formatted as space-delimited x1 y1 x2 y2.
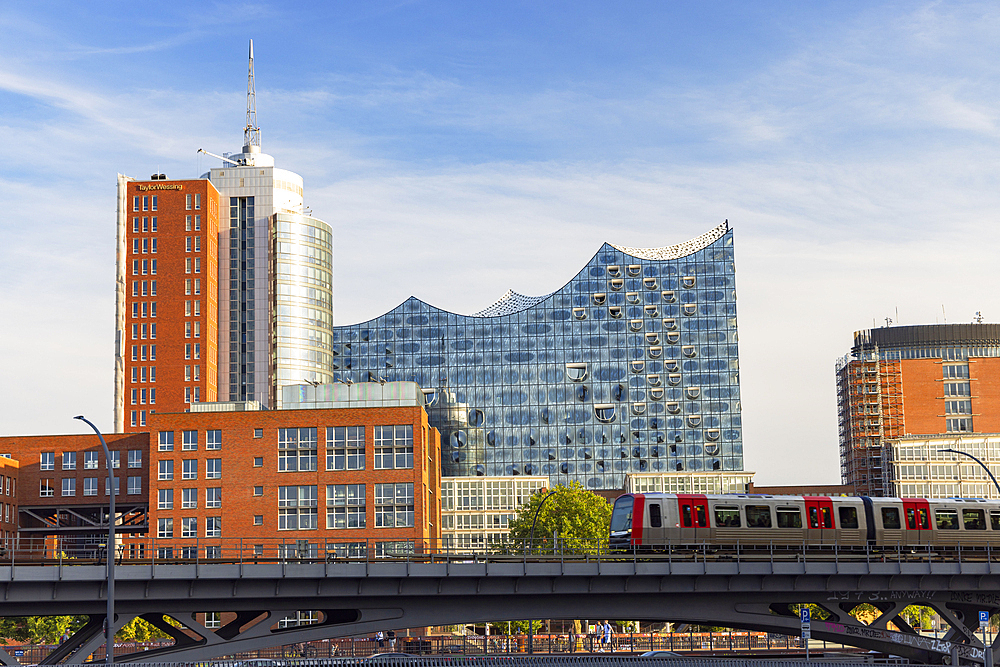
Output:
0 432 147 553
837 323 1000 496
114 175 221 433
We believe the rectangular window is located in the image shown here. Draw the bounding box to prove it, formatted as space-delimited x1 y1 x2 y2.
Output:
158 460 174 481
182 517 197 538
206 458 221 479
185 279 192 295
194 300 201 316
206 430 222 450
374 483 414 528
158 489 173 510
182 430 198 450
185 237 192 253
61 478 76 497
151 195 158 211
186 194 192 210
40 452 55 471
159 431 174 451
195 193 201 209
944 363 971 379
945 382 971 396
278 428 318 472
278 485 318 530
62 452 76 470
185 344 191 360
104 477 120 496
194 237 201 253
151 238 157 254
194 322 200 338
182 488 198 509
206 487 222 508
127 476 141 495
84 451 99 470
142 259 147 275
194 278 201 295
133 196 140 211
128 450 142 468
253 456 264 467
83 477 98 496
946 400 973 415
142 195 148 211
205 517 221 538
194 343 200 359
186 215 192 231
150 217 157 232
254 486 263 496
110 451 120 469
327 426 365 470
327 484 366 529
151 259 156 275
158 518 173 539
185 258 191 273
194 215 201 231
194 257 201 273
182 459 197 480
947 417 974 433
373 425 413 470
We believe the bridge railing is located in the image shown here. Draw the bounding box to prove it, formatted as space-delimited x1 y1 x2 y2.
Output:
0 535 992 567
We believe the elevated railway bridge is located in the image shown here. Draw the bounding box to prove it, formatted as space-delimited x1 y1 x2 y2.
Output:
1 541 999 665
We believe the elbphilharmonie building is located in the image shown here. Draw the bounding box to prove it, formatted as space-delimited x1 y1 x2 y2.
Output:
328 222 742 490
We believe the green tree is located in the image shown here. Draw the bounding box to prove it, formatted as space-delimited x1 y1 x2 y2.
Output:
504 482 612 554
0 616 87 644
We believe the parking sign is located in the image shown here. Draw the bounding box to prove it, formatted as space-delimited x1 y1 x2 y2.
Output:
980 611 989 629
801 608 811 625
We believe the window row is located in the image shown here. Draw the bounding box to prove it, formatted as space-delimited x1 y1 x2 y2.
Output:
158 430 222 451
133 195 158 212
42 450 142 471
130 323 157 340
184 279 202 296
130 345 157 362
184 301 202 317
42 476 142 497
131 280 157 297
157 459 221 480
157 487 221 509
185 194 202 210
185 215 201 232
131 238 157 255
184 343 202 360
131 302 157 318
184 258 202 274
279 425 414 472
130 366 156 383
130 388 156 405
277 483 414 531
184 322 202 338
131 259 157 276
185 237 202 253
184 387 202 404
157 516 220 539
131 216 158 233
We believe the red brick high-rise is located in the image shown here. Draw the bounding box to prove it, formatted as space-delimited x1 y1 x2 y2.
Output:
837 323 1000 496
115 175 220 433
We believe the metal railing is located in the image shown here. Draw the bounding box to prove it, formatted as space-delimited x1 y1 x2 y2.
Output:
0 536 994 568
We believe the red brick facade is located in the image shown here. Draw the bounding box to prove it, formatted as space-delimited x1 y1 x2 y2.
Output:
122 179 219 432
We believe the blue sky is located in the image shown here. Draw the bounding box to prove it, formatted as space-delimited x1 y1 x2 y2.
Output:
1 1 999 484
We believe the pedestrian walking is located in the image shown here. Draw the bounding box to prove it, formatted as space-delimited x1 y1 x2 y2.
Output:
388 629 396 649
376 631 385 648
603 620 612 652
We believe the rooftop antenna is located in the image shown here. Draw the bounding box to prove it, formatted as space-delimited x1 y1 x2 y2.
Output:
244 39 261 153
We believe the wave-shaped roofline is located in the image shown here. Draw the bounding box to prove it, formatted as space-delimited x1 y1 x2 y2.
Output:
334 221 730 326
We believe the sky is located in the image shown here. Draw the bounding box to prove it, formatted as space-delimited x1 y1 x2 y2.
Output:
1 1 998 485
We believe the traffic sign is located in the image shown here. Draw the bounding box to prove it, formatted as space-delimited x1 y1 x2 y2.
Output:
980 611 989 629
801 607 811 624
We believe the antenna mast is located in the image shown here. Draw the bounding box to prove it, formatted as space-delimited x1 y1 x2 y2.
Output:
244 39 261 152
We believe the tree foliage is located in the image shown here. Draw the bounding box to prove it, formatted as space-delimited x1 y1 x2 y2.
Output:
504 482 612 554
0 615 171 644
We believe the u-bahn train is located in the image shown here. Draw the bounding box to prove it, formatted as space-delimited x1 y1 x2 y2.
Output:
609 493 1000 549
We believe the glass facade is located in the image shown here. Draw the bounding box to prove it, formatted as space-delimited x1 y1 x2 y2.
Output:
329 223 742 490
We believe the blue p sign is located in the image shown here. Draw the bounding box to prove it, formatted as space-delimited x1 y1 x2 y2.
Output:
980 611 989 627
801 608 811 624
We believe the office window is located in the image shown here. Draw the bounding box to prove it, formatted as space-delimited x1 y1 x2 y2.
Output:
185 388 191 404
132 282 138 297
185 344 191 360
158 489 173 510
182 517 197 538
194 322 200 338
185 258 191 273
195 193 201 209
327 426 365 471
206 517 221 538
278 428 318 472
150 217 157 232
182 488 198 509
185 237 192 253
194 237 201 253
158 518 173 539
186 194 192 210
194 215 201 231
194 344 200 359
278 485 318 530
61 478 76 497
128 450 142 468
62 452 76 470
40 452 54 471
84 452 99 470
185 215 192 231
185 322 191 338
373 425 413 470
206 458 221 479
253 486 263 496
194 278 201 295
132 239 139 255
327 484 366 529
206 430 221 450
194 300 200 316
194 258 201 273
141 260 147 275
127 476 141 495
142 238 148 254
105 477 120 496
151 195 158 211
133 196 140 211
151 238 157 254
83 477 98 496
185 279 192 295
254 428 263 438
182 459 197 480
159 431 174 451
946 400 972 415
947 418 974 433
254 516 263 526
254 456 264 467
131 324 138 340
158 460 174 481
110 451 120 469
374 483 414 528
206 487 222 508
182 430 198 450
150 388 156 404
142 195 148 211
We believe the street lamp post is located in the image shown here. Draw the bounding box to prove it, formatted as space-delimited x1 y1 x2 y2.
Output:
937 448 1000 497
74 416 115 667
526 489 557 654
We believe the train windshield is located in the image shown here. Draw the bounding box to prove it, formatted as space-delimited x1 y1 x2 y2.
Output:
610 496 634 533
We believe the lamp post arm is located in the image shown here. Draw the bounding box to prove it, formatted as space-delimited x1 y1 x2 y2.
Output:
527 490 558 554
939 448 1000 497
75 416 115 667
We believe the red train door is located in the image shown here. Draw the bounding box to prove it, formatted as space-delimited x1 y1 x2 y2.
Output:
677 494 709 543
902 499 932 545
804 497 835 544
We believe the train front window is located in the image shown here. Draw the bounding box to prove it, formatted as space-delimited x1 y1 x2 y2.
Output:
882 507 901 529
746 505 772 528
715 506 741 527
935 509 959 530
839 506 859 529
777 507 802 528
964 509 986 530
610 497 633 533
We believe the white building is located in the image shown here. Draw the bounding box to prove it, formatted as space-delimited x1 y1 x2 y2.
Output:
440 476 549 551
625 471 754 495
887 434 1000 499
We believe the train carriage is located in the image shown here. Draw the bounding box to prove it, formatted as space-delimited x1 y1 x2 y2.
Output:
609 493 1000 551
